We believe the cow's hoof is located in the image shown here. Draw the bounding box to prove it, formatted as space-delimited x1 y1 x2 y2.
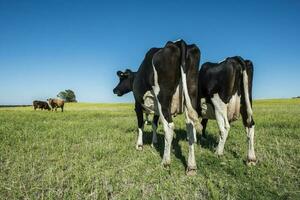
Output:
135 145 143 151
215 150 224 156
246 158 257 166
162 160 171 168
186 167 197 176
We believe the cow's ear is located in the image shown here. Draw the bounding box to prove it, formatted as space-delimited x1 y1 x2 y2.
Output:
117 71 123 77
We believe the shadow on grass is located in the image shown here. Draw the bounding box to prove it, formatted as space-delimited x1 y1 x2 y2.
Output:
199 131 218 151
143 128 188 169
142 129 219 169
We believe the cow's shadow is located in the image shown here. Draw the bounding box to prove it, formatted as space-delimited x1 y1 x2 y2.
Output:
199 131 218 151
142 129 218 169
142 129 188 168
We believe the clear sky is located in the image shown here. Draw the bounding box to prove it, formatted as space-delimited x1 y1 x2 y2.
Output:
1 0 300 105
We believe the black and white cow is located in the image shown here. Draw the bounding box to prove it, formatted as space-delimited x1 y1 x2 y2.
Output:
113 39 201 174
197 57 256 165
113 69 160 148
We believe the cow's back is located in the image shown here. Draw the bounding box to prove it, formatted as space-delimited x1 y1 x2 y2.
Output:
133 48 160 103
199 58 243 103
54 99 64 107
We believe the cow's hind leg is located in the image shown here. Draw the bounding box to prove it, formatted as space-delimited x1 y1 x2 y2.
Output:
241 105 257 165
135 102 144 150
153 91 174 167
158 99 174 167
211 94 230 156
185 108 197 175
151 115 159 148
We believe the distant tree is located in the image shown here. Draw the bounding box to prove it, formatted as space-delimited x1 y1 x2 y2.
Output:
57 89 77 102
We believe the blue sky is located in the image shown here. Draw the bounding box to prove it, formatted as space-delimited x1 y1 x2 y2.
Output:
0 0 300 104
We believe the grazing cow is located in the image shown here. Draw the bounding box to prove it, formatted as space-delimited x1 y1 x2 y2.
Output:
113 39 201 175
197 57 256 165
47 98 65 112
33 100 51 111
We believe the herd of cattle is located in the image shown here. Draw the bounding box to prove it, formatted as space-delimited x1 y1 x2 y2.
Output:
33 98 64 112
113 39 256 175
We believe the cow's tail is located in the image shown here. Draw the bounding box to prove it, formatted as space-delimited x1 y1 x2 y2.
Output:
236 57 253 124
179 40 202 132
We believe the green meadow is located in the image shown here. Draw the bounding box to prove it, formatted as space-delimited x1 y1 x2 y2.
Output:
0 99 299 199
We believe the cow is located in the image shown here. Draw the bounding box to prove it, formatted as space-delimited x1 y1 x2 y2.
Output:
47 98 65 112
197 57 256 165
114 56 257 167
33 100 51 111
113 69 161 147
113 39 201 175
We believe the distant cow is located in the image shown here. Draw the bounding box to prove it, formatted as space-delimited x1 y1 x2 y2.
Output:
33 100 51 111
47 98 64 112
197 57 256 165
114 39 201 175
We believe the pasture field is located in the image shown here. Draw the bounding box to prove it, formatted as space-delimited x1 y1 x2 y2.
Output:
0 99 299 199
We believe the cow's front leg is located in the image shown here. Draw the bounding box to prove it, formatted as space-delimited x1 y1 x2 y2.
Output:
135 103 144 151
151 115 159 148
185 109 197 175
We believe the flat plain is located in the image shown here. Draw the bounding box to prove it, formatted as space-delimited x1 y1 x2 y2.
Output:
0 99 299 199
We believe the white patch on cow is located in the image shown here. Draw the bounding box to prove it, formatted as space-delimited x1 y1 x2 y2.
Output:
152 59 168 126
242 70 253 124
185 109 197 170
172 38 182 43
136 128 143 150
161 122 174 166
227 92 241 122
180 67 200 130
152 59 174 166
151 122 158 147
211 93 230 155
246 125 256 161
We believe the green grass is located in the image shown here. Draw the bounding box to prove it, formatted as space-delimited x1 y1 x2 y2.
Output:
0 99 299 199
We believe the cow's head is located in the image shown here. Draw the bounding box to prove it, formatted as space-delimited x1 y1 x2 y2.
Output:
113 69 134 96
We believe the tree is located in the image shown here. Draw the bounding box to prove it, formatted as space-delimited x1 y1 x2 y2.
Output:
57 89 77 102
